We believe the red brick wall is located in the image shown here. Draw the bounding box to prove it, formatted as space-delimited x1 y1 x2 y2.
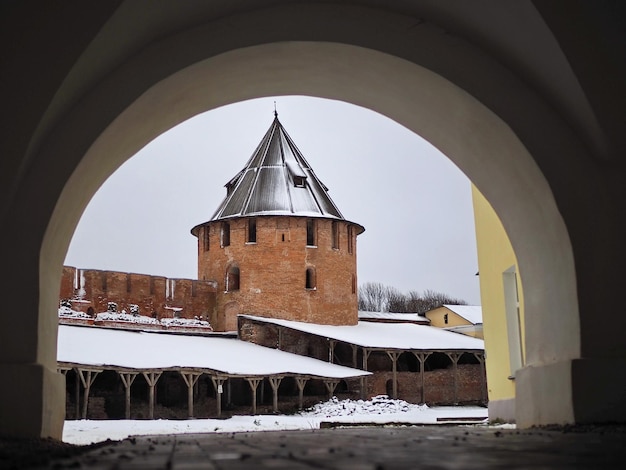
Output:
366 366 486 405
60 266 217 320
196 216 360 330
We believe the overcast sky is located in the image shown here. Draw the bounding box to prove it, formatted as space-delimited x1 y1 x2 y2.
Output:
65 96 480 304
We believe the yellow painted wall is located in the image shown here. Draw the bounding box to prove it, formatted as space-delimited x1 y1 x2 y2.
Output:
472 186 525 406
426 306 471 328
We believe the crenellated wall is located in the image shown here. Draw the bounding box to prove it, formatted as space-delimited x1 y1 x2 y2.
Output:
60 266 217 320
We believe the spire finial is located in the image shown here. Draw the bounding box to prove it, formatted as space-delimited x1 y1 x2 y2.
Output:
274 101 278 118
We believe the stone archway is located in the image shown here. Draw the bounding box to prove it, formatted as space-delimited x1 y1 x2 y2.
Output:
43 41 577 429
3 2 624 439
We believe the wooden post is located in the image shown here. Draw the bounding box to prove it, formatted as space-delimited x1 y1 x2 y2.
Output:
295 376 309 410
323 379 340 399
413 352 431 404
268 376 283 413
211 376 227 418
386 351 402 399
74 369 80 419
227 377 232 407
142 371 162 419
328 339 336 363
352 344 358 368
77 369 101 419
118 372 138 419
361 348 371 399
446 352 462 404
180 371 202 418
245 378 263 415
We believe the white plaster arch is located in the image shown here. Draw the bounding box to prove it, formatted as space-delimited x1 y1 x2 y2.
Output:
42 42 579 427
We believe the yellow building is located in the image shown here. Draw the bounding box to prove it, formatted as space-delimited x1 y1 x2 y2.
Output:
425 305 483 339
472 185 525 423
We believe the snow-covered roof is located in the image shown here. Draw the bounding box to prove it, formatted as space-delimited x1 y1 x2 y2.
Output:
358 311 430 323
191 114 364 234
241 315 484 351
57 325 369 379
442 305 483 325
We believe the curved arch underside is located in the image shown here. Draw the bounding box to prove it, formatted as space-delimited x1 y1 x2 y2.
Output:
1 1 625 437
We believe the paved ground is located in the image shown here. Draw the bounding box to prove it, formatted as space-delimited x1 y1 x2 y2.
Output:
5 425 626 469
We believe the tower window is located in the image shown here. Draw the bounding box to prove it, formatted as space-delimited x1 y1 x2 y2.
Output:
332 221 339 249
294 175 306 188
203 226 210 251
351 274 356 294
347 225 354 254
226 265 240 292
305 267 316 290
247 218 257 243
221 222 230 247
306 219 316 246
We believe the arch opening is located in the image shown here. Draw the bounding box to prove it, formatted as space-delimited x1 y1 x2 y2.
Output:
33 40 580 435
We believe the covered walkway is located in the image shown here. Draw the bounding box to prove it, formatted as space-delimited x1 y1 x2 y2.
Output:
57 325 369 419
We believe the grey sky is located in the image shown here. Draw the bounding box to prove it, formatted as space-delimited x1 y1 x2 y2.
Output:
65 96 480 304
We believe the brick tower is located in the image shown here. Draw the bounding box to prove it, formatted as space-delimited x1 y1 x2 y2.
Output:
191 113 365 331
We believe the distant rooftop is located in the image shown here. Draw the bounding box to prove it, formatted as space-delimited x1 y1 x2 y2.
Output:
358 311 430 324
442 305 483 325
192 114 364 233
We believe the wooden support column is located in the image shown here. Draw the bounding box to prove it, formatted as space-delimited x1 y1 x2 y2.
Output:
180 371 202 418
142 371 162 419
351 344 358 369
211 376 227 418
57 366 70 420
246 378 263 415
77 369 102 419
361 348 371 399
74 368 80 420
446 352 463 404
412 352 432 404
328 339 336 363
226 377 232 407
118 371 138 420
474 352 487 405
386 350 402 399
295 376 309 410
268 376 283 413
323 379 340 399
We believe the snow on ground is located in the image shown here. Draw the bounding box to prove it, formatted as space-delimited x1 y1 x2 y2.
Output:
62 396 490 445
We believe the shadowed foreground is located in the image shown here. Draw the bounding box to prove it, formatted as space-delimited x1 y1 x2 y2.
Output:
2 425 626 469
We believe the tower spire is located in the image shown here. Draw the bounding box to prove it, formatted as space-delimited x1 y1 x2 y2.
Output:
274 101 278 118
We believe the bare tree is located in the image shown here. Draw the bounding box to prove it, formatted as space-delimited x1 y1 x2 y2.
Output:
358 283 466 314
358 282 389 312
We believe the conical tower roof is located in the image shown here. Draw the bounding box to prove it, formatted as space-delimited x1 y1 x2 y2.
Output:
202 113 360 227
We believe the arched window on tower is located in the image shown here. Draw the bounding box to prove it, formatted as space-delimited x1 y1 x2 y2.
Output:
226 265 240 292
305 267 316 290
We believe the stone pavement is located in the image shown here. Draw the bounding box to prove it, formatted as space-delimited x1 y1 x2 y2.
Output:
25 425 626 469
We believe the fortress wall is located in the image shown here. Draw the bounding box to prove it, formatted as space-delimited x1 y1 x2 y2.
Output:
60 266 216 320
